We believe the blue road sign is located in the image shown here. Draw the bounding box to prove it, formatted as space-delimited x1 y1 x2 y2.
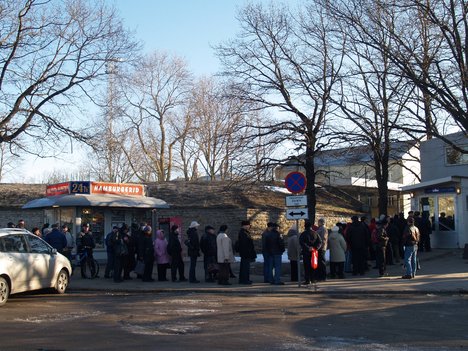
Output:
285 172 306 194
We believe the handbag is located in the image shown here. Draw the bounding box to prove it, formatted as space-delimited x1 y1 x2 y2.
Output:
207 263 219 274
311 248 318 270
134 261 145 275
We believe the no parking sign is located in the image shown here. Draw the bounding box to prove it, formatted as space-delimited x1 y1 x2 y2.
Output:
284 172 306 194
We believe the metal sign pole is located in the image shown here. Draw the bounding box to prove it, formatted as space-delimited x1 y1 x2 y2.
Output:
297 219 301 287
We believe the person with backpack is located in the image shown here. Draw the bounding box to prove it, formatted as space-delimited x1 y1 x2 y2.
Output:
372 218 390 277
402 216 421 279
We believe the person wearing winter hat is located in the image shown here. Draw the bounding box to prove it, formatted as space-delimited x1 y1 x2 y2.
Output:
154 229 170 281
186 221 201 283
328 226 347 279
189 221 200 228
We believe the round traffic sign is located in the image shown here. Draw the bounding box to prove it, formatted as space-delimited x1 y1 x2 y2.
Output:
285 172 307 194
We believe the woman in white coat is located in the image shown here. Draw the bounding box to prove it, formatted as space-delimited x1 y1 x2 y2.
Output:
328 225 347 279
216 224 235 285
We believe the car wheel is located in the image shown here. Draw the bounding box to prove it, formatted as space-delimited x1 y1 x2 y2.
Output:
0 276 9 306
55 269 69 294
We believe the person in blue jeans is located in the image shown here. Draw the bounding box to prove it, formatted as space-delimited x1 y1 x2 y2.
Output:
265 223 285 285
261 222 274 283
402 217 421 279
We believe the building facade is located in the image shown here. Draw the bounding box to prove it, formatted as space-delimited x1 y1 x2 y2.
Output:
22 181 169 258
402 132 468 248
275 141 421 218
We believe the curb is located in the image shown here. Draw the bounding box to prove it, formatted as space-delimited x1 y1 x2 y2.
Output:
68 285 468 296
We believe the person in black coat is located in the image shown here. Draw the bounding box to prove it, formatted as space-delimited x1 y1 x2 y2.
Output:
77 223 96 279
167 225 186 282
122 224 136 280
417 212 432 252
265 223 285 285
387 217 401 264
186 221 201 283
104 227 117 279
237 220 257 285
44 223 67 254
299 222 322 284
138 226 155 282
347 216 370 276
200 225 218 282
111 225 126 283
373 219 390 277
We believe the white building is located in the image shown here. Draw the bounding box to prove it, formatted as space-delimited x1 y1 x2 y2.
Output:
402 132 468 248
275 141 421 217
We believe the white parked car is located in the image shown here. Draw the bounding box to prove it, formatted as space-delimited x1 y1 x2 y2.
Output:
0 228 72 306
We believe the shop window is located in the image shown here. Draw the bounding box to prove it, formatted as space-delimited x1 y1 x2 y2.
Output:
445 145 468 165
111 210 126 228
438 196 455 231
81 208 105 249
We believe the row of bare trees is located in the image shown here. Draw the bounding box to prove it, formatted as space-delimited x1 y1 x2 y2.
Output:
1 1 467 222
88 52 275 183
0 0 276 184
215 0 468 219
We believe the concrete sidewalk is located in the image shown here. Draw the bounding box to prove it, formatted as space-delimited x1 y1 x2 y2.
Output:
68 249 468 294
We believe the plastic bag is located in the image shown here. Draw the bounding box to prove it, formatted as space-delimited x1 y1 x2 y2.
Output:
311 248 318 270
134 261 145 275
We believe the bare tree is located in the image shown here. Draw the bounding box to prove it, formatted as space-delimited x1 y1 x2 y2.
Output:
216 2 345 221
170 108 199 181
0 143 19 182
331 0 417 215
0 0 137 154
327 0 468 149
118 51 192 182
189 77 250 180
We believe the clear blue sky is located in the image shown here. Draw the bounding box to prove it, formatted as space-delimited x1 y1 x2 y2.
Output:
112 0 252 76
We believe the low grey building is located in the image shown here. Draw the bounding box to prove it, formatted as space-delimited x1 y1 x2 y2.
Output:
402 132 468 248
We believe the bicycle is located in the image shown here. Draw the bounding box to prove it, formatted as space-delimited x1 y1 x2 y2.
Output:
73 249 99 279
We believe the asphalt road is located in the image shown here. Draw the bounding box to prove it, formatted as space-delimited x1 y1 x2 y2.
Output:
1 290 467 351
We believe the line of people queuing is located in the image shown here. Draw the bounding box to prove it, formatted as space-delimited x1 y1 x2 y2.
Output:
6 211 428 285
103 220 245 285
295 211 427 283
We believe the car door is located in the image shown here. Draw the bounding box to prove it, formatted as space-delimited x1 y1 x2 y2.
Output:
2 234 30 293
26 234 55 289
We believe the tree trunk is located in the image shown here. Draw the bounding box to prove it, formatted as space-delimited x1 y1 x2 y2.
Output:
304 137 317 224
